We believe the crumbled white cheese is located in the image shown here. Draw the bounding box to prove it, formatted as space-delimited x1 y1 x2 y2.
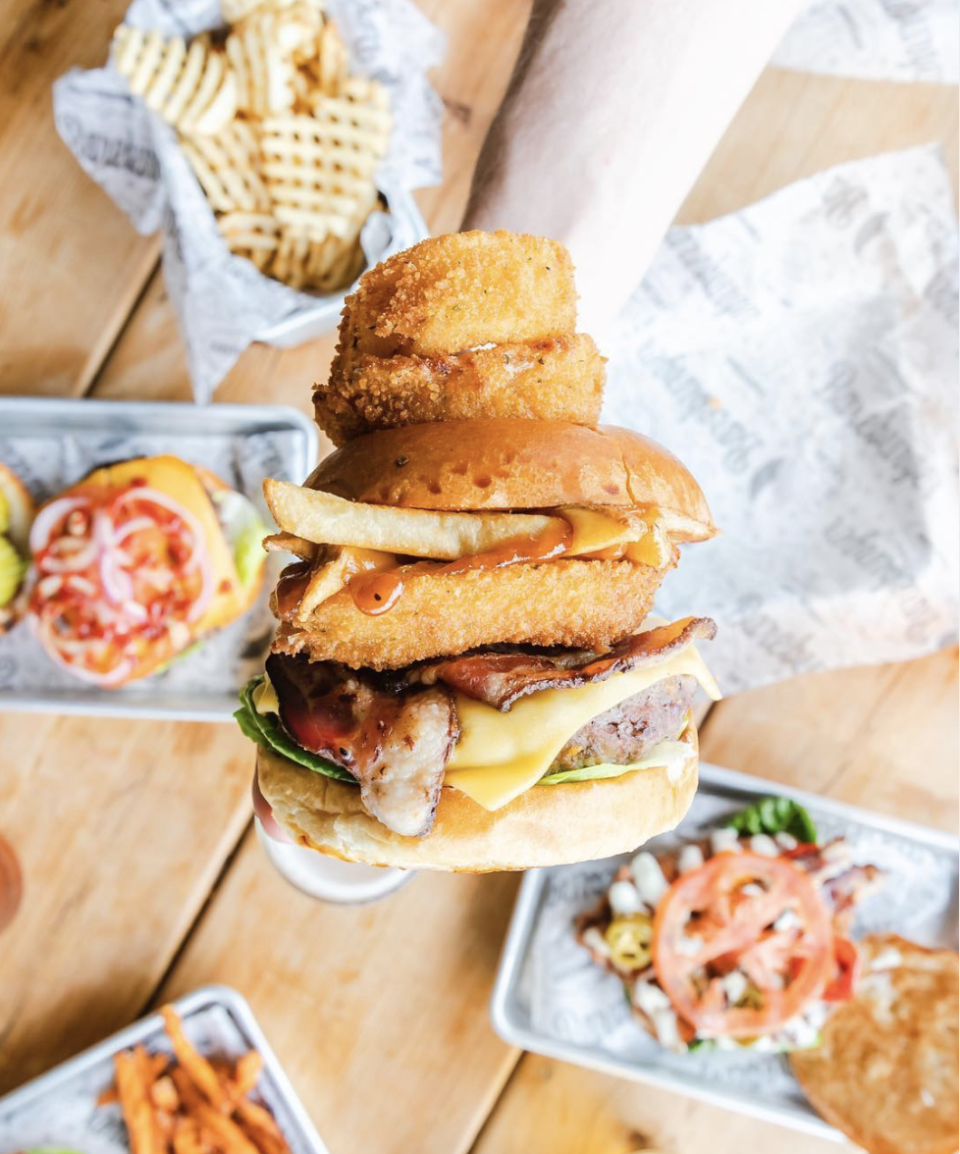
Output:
675 935 702 957
652 1008 682 1050
581 926 611 958
608 879 645 916
741 883 764 897
775 831 798 850
870 946 903 972
678 843 705 874
781 1012 820 1049
634 978 671 1014
721 970 747 1005
630 851 668 905
773 908 802 932
750 833 779 857
710 827 742 855
921 1088 935 1108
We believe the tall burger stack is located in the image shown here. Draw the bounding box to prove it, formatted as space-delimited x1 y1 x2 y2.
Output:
236 230 719 871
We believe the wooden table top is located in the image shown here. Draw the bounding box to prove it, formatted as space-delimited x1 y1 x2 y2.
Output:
0 3 956 1151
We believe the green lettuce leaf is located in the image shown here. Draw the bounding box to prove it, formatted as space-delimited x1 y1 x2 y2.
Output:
724 795 817 843
234 677 356 784
538 741 692 786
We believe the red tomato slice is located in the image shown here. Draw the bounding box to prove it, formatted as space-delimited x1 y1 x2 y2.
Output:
823 935 860 1003
652 852 834 1038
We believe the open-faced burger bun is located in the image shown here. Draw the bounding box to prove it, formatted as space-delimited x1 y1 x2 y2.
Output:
257 724 699 872
307 420 715 542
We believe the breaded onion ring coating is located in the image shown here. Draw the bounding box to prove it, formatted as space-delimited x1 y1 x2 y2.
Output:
315 334 605 445
337 230 577 360
272 558 669 670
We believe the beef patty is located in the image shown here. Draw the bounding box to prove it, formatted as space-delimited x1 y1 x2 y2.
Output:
549 674 696 772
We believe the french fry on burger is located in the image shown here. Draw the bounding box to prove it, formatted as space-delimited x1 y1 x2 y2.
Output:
236 231 720 872
28 456 268 687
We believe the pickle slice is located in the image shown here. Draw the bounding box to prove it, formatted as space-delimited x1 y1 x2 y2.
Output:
0 536 25 606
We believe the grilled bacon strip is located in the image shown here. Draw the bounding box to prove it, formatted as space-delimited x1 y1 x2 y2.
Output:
265 654 458 838
407 617 717 711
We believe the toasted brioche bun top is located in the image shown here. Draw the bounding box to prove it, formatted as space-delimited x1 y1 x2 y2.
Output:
0 461 35 551
307 419 714 541
257 723 699 872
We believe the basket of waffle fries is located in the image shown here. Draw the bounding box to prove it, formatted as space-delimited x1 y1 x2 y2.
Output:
53 0 442 398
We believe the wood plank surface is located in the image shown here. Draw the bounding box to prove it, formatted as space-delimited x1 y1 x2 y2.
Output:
156 844 522 1154
0 0 159 397
0 716 252 1090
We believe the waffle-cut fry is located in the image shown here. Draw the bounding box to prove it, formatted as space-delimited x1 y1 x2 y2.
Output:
180 121 270 213
111 1 389 294
227 17 298 117
219 212 280 271
261 102 386 243
112 26 237 135
306 18 350 96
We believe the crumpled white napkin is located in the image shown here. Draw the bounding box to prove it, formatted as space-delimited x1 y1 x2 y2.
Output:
775 0 959 84
603 146 959 693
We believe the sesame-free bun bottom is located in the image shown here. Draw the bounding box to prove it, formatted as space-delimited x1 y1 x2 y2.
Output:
257 725 699 872
275 556 671 669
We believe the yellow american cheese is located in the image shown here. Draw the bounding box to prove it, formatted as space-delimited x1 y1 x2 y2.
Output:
445 644 720 811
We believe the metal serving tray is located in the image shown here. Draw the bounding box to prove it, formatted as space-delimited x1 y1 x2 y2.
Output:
0 985 328 1152
0 397 317 721
490 762 960 1142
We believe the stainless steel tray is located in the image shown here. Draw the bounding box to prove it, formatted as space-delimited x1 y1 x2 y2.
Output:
0 397 318 720
490 762 959 1142
0 984 328 1152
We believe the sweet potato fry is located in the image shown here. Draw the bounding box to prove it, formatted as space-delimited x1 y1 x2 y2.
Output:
162 1005 226 1109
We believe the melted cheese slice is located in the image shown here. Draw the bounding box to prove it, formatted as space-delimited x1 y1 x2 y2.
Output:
563 507 643 554
445 644 720 811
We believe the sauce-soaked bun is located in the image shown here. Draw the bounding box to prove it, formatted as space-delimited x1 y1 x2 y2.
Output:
257 724 699 872
308 419 715 542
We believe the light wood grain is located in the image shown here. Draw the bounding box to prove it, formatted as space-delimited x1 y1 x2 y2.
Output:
469 1051 847 1154
0 716 252 1090
157 839 522 1154
0 0 160 397
679 69 958 224
702 647 959 832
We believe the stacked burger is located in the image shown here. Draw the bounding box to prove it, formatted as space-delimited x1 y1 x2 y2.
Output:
237 231 720 871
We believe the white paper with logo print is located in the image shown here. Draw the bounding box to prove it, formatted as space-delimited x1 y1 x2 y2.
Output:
775 0 959 84
603 147 959 693
52 0 443 400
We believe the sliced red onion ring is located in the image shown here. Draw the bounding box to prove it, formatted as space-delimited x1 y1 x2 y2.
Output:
29 496 89 554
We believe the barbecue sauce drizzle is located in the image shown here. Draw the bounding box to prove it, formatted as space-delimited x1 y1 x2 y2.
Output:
348 519 572 616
